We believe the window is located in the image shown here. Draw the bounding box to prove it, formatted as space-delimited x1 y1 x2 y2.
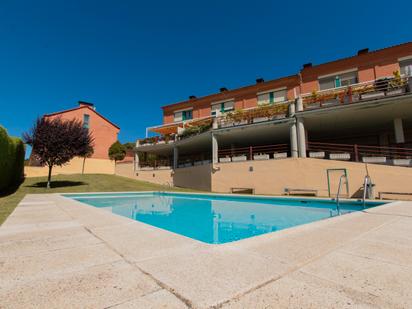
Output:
319 71 358 90
257 89 287 105
211 100 234 117
400 58 412 76
83 114 90 129
174 109 193 122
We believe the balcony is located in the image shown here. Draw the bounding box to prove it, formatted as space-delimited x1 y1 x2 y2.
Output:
216 102 291 129
302 75 411 111
140 117 213 147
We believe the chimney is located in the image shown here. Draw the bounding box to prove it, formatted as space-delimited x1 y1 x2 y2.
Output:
256 78 264 84
357 48 369 55
189 95 196 100
302 63 312 69
78 101 95 110
220 87 228 92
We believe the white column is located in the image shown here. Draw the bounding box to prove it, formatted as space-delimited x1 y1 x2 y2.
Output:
296 96 304 112
289 103 298 158
394 118 405 143
173 146 178 170
134 140 139 171
290 122 298 158
212 134 218 164
297 117 307 158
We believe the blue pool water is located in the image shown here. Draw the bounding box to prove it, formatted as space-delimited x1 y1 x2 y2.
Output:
64 192 384 244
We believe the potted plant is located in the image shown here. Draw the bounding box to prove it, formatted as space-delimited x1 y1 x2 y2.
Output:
219 156 231 163
253 153 269 160
273 152 287 159
232 154 248 162
387 70 406 96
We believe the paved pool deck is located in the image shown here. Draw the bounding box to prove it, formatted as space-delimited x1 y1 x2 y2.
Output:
1 193 412 308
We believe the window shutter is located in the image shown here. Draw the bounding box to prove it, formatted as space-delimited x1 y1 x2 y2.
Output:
258 93 270 105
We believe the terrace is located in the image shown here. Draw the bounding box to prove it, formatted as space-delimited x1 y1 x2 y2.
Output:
301 74 412 111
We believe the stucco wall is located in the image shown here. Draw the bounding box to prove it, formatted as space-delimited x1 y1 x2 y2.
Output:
115 162 173 186
173 164 212 191
25 157 115 177
45 106 119 159
212 158 412 198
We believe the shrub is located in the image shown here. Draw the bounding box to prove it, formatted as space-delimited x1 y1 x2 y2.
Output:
0 126 25 192
108 141 126 162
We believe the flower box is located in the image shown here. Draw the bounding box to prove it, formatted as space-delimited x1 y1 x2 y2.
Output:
253 154 269 160
232 155 247 162
362 157 386 163
309 151 325 159
220 122 234 128
386 88 405 96
140 167 154 171
219 157 231 163
392 159 412 166
360 91 385 100
234 120 248 126
329 153 351 161
157 166 171 170
253 117 269 123
273 152 288 159
157 141 166 144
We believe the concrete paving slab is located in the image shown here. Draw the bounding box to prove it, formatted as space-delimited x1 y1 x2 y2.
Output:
136 245 290 308
222 270 385 309
0 260 159 309
1 243 122 289
111 289 188 309
300 251 412 308
340 238 412 267
0 228 101 258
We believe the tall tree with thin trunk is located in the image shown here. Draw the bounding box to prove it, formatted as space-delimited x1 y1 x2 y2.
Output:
81 145 94 174
23 117 94 188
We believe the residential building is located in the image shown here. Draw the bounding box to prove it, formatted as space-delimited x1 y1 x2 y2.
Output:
26 101 120 176
122 42 412 196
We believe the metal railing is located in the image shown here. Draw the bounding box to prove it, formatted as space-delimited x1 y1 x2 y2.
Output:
218 144 290 161
139 159 172 169
301 76 410 110
307 141 412 162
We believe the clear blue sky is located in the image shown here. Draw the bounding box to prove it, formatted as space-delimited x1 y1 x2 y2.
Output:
1 0 411 149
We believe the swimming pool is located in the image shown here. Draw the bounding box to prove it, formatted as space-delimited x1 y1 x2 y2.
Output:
64 192 384 244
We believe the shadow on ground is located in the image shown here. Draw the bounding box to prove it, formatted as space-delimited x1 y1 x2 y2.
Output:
26 181 87 188
0 178 25 197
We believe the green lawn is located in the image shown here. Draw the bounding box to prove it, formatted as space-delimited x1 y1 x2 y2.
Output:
0 174 195 225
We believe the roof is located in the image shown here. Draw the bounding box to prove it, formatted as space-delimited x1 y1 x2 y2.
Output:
43 105 120 130
301 41 412 71
161 74 299 110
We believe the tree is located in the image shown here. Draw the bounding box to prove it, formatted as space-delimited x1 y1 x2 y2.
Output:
108 141 126 163
123 142 135 150
23 117 93 188
81 145 94 175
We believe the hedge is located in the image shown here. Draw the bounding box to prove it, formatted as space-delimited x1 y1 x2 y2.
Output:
0 126 25 192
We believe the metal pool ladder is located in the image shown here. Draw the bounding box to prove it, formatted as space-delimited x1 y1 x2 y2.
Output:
336 174 348 215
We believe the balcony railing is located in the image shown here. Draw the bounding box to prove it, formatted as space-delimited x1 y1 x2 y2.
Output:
218 144 290 162
139 159 173 170
216 102 292 129
307 141 412 164
302 75 411 110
